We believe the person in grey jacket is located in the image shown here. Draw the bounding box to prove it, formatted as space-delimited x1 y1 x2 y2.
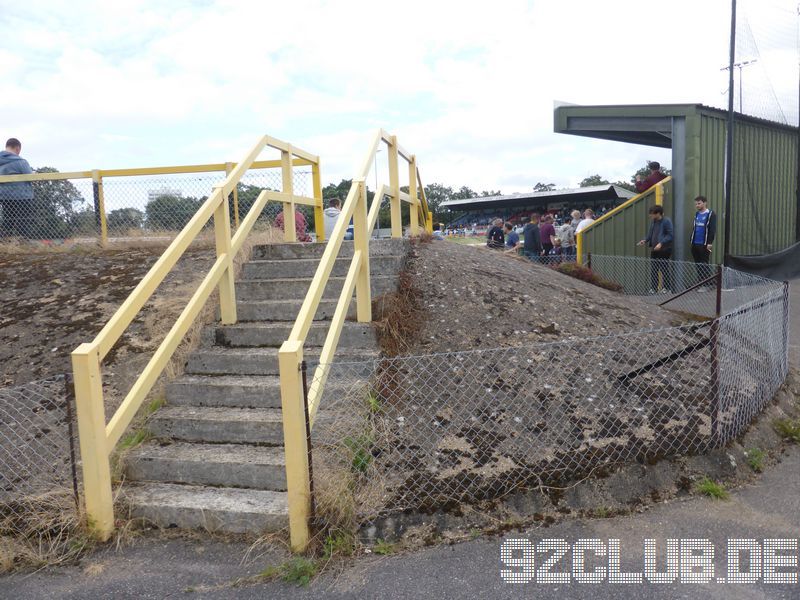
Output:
0 138 34 237
637 205 674 293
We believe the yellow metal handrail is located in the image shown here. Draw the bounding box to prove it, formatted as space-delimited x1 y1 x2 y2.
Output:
70 135 323 539
576 177 672 264
278 129 431 551
0 157 319 243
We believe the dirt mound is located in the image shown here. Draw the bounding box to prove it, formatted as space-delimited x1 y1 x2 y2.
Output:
399 240 680 354
0 248 214 406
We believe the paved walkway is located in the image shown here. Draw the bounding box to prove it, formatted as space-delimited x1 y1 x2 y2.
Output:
3 280 799 600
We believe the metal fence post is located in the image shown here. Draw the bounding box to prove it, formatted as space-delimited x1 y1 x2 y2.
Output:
587 252 592 270
92 170 108 247
213 188 237 325
710 265 723 446
388 136 401 238
278 340 311 552
70 343 114 540
354 181 372 322
63 374 81 514
300 361 316 527
282 148 296 243
782 280 790 377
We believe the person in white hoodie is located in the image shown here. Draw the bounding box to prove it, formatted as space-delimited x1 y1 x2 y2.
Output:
323 198 342 240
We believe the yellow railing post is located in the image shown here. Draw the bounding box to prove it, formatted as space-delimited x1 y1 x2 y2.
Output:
225 162 240 229
282 148 296 243
91 170 108 247
278 340 311 552
71 343 114 540
354 180 372 322
312 160 325 242
408 156 419 236
655 182 663 207
213 188 237 324
576 232 584 266
388 136 401 238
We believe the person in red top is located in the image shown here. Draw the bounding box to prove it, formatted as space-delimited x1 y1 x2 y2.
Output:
539 214 556 255
274 208 312 242
634 161 667 193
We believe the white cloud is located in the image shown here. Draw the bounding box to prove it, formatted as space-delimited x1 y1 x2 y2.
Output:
2 0 796 195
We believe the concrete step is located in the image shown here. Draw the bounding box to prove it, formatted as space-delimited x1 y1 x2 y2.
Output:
235 275 397 302
166 375 355 409
215 321 375 349
166 375 284 409
252 239 408 260
185 347 379 376
124 482 287 534
241 255 405 280
125 442 286 491
148 406 284 445
236 299 349 322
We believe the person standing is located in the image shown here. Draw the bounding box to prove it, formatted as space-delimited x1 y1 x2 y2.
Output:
503 221 519 253
274 208 312 242
539 214 556 256
690 195 716 282
574 208 595 234
322 197 342 240
0 138 34 237
486 218 504 249
637 205 674 293
635 161 667 193
557 218 576 257
522 213 542 260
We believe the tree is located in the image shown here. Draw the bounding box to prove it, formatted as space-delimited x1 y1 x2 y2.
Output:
579 175 610 188
613 180 636 193
18 167 89 238
107 208 144 232
145 194 203 230
534 182 556 192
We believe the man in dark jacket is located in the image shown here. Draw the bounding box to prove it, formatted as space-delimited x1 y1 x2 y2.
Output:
522 213 542 260
638 205 674 293
486 218 504 249
0 138 34 237
690 195 717 282
634 161 667 193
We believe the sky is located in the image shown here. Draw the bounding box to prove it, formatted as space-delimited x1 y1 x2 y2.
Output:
2 0 798 193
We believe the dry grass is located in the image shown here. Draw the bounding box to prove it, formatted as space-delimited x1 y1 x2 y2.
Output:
0 488 89 573
371 268 425 357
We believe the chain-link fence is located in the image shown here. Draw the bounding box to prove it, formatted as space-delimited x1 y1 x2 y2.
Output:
0 166 313 243
0 375 80 520
308 257 788 525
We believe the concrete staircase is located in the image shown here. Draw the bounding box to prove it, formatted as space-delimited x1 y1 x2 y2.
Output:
121 239 406 534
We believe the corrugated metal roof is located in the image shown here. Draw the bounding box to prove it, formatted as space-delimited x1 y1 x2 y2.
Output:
440 184 634 209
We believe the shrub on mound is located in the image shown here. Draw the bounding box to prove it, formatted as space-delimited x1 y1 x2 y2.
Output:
551 262 623 292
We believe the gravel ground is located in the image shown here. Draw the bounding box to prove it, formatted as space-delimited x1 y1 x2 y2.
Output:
404 240 680 354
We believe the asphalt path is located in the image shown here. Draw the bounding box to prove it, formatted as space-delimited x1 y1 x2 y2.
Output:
3 279 799 600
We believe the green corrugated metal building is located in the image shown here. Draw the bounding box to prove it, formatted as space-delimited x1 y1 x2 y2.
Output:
554 103 799 262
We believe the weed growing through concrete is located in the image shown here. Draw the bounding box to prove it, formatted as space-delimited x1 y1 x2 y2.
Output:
695 477 729 500
342 433 375 474
746 448 766 472
322 530 355 559
373 539 398 555
592 506 611 518
261 556 318 587
773 418 800 443
118 429 151 452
